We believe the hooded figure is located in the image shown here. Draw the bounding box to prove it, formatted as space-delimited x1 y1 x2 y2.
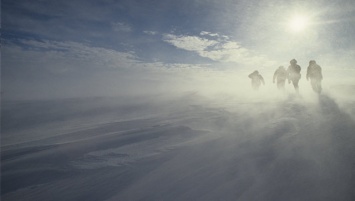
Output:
248 70 265 90
287 59 301 92
306 60 323 93
273 66 288 90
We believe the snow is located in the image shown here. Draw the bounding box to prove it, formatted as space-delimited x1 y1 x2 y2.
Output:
1 90 355 201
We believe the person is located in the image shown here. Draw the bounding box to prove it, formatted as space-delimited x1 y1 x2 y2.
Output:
248 70 265 90
306 60 323 93
287 59 301 92
273 66 288 90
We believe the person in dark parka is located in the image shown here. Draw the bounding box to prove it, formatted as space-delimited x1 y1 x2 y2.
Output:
273 66 288 90
306 60 323 94
248 70 265 90
287 59 301 93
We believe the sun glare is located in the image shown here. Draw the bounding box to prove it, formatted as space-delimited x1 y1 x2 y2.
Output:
289 15 309 32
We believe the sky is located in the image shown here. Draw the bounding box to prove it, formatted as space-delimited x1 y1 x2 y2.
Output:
2 0 355 99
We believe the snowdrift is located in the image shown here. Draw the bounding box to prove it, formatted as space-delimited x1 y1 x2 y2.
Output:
1 92 355 201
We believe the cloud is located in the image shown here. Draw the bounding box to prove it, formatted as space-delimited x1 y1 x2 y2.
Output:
200 31 219 37
163 32 276 67
2 39 220 99
3 39 140 74
143 30 159 35
163 34 218 52
3 38 221 78
111 22 132 33
3 0 117 41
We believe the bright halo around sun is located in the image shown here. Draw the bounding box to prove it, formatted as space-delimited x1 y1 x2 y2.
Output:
288 15 309 33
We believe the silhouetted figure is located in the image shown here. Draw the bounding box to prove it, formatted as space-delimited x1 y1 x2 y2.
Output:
248 70 265 90
287 59 301 93
273 66 287 90
306 60 323 94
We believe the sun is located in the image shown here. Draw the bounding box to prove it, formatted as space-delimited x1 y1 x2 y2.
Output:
288 15 309 33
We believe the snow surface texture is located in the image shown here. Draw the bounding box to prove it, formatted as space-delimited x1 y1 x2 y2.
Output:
1 91 355 201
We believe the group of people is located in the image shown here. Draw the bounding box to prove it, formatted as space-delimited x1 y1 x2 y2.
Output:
248 59 323 94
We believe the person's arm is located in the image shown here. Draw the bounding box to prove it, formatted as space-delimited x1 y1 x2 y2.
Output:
273 70 277 83
306 66 310 80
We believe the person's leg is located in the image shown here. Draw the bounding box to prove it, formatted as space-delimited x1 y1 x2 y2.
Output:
315 79 322 93
277 81 282 89
293 79 299 92
311 79 321 93
278 80 285 90
252 82 259 90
